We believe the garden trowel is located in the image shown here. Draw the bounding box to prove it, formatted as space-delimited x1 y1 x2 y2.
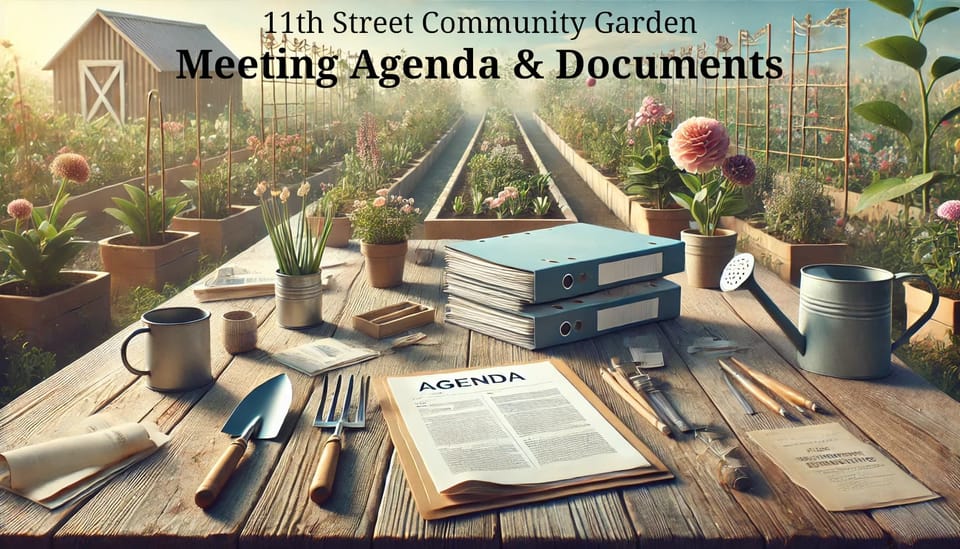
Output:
195 373 292 508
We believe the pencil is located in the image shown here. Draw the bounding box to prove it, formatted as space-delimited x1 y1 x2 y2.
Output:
609 359 662 417
718 359 791 419
729 357 820 413
600 369 673 436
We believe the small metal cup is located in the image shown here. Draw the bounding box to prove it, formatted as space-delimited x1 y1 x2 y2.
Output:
222 310 258 354
121 307 213 392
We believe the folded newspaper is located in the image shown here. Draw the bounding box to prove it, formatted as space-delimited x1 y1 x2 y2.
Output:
194 266 335 302
273 338 379 376
0 414 169 509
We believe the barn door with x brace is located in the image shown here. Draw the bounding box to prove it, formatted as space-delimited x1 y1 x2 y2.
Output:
79 60 125 124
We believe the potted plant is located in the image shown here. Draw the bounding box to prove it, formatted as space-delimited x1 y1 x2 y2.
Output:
349 189 420 288
907 200 960 343
621 96 690 239
0 153 111 354
668 117 755 288
256 181 333 328
727 171 847 285
99 183 198 295
171 161 262 259
306 183 363 248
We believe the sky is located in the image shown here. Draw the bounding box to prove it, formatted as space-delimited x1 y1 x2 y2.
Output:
1 0 957 81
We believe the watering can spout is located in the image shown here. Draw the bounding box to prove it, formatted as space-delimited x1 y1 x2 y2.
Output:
720 254 807 355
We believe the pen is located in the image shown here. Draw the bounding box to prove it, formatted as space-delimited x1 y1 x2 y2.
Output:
600 369 673 437
609 359 662 417
729 357 820 414
718 359 791 419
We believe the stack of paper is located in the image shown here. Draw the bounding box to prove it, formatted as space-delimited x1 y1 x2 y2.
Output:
443 224 684 349
374 359 672 519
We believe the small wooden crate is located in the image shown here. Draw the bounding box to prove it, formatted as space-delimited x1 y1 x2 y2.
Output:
353 301 435 339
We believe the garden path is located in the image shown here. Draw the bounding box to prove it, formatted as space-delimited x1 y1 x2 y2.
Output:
516 113 627 230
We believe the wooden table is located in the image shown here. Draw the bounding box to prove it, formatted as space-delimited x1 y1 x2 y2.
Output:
2 237 960 548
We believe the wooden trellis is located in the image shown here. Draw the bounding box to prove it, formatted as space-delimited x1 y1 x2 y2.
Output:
656 9 851 218
735 24 773 164
258 30 369 140
785 8 851 216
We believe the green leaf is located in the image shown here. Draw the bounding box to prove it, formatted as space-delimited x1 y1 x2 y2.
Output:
870 0 914 18
670 192 693 211
717 197 748 217
864 36 927 70
936 105 960 128
922 6 958 26
853 100 914 137
852 172 940 213
679 172 701 193
932 56 960 81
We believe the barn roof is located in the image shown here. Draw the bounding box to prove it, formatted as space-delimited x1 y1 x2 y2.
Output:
44 9 237 72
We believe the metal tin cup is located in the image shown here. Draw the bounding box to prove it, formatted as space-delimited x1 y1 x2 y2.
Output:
121 306 213 392
222 310 257 354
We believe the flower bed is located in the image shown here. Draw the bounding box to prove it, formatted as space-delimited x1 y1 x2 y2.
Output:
423 111 576 240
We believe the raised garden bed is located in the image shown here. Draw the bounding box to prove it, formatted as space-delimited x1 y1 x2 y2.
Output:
533 113 634 229
722 216 848 286
387 115 463 198
424 112 576 240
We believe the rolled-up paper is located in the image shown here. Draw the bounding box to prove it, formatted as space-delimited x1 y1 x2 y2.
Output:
0 419 168 506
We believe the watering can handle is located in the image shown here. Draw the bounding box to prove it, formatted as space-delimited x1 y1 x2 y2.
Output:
891 273 939 351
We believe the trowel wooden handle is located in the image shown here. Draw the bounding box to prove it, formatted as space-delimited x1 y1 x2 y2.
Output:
716 455 752 492
309 434 343 504
195 437 247 508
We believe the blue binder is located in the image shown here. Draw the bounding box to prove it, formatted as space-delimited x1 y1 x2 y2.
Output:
445 279 681 350
445 224 684 305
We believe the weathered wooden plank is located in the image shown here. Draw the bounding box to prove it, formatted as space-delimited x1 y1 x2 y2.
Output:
241 242 498 548
0 238 285 548
46 245 361 547
590 328 764 549
660 274 888 548
719 267 960 546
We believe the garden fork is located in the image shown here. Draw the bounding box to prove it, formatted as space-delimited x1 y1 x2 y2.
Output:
309 373 369 504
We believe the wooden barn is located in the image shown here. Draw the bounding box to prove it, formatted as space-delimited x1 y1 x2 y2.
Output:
43 9 241 124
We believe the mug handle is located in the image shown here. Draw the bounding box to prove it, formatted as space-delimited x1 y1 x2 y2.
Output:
121 327 152 376
891 273 940 351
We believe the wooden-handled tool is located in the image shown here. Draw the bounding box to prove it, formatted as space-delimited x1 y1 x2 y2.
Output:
729 357 819 413
196 374 292 509
310 374 369 504
695 429 752 492
718 359 791 419
600 368 672 436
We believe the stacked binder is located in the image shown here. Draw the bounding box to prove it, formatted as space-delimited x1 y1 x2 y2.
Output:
443 223 684 349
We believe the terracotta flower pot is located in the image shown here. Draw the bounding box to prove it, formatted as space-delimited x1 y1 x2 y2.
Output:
99 231 201 295
361 241 408 288
0 270 111 355
632 204 691 239
169 205 263 259
680 228 738 289
307 215 352 248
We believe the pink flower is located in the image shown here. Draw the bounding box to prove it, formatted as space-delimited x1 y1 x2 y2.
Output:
633 96 674 128
585 77 597 88
49 153 90 183
721 155 756 186
936 200 960 222
401 204 413 214
6 198 32 220
254 181 267 197
627 138 635 146
373 196 387 207
375 188 389 197
668 117 730 174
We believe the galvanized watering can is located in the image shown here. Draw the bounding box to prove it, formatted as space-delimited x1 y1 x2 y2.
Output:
720 254 940 379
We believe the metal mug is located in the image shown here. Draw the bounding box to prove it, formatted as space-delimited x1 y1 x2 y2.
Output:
121 307 213 392
796 265 939 379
